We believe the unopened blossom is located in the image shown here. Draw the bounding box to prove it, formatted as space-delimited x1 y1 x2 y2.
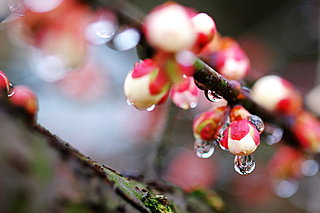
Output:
201 37 250 80
220 120 260 156
251 75 302 115
9 86 38 115
143 2 196 52
171 77 199 110
0 71 10 93
124 59 170 110
193 106 229 141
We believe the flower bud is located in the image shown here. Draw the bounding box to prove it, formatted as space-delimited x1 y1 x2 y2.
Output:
292 111 320 152
220 120 260 156
143 3 196 52
201 37 250 80
0 71 10 93
229 105 250 122
193 106 229 141
251 75 302 115
124 59 170 110
171 77 199 110
191 13 216 52
9 86 38 115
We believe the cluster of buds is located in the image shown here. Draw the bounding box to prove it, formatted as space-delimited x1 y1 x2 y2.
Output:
251 75 302 115
125 2 216 111
193 104 264 175
200 37 251 81
0 71 38 117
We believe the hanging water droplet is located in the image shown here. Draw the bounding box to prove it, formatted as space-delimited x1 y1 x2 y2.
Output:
234 155 256 175
126 99 134 107
248 114 265 132
146 105 156 112
194 139 215 158
274 179 299 198
85 19 117 45
8 83 15 97
108 28 140 51
8 0 27 16
263 124 284 145
205 90 222 102
301 159 319 177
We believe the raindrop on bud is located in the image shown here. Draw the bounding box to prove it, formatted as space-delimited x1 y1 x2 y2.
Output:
194 139 215 158
248 114 265 132
205 90 222 102
8 0 27 16
8 83 15 97
146 105 156 112
274 179 298 198
234 154 256 175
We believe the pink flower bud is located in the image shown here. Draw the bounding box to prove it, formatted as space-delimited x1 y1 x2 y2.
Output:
193 106 229 141
124 59 170 110
251 75 302 115
229 105 250 122
220 120 260 156
292 111 320 152
9 86 38 115
143 2 196 52
191 13 216 52
171 77 199 110
0 71 10 93
201 37 250 80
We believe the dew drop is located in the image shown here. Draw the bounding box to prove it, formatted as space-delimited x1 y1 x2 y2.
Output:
8 83 15 97
248 114 265 132
146 105 156 112
126 99 134 106
234 154 256 175
205 90 222 102
194 139 215 158
108 28 140 51
8 0 27 16
301 160 319 177
274 179 299 198
85 20 117 45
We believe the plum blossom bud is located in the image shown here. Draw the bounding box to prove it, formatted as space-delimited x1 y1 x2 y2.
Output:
229 105 250 122
251 75 302 115
124 59 170 110
191 13 216 52
9 86 38 115
201 37 250 80
143 3 196 52
292 111 320 152
171 77 199 110
0 71 10 93
220 120 260 156
193 106 229 141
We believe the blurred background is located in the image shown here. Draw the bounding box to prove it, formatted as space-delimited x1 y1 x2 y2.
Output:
0 0 319 212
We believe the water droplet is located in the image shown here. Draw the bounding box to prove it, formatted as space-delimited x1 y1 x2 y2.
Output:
248 114 265 132
146 105 156 112
205 90 222 102
182 74 187 79
194 139 215 158
8 0 27 16
218 142 228 151
126 99 134 106
263 124 284 145
234 155 256 175
301 160 319 177
274 179 299 198
85 20 117 45
8 83 15 97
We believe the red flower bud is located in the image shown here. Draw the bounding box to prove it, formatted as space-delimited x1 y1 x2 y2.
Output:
9 86 38 115
124 59 170 110
171 77 199 110
143 2 196 52
220 120 260 156
292 111 320 152
193 106 229 141
0 71 10 93
229 105 250 122
251 75 302 115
